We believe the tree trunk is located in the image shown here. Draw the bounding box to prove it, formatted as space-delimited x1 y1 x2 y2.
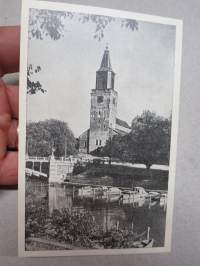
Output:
146 163 152 178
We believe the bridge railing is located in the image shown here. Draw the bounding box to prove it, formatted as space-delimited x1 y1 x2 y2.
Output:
26 156 49 161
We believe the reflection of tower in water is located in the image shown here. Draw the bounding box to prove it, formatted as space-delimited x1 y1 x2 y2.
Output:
48 185 73 213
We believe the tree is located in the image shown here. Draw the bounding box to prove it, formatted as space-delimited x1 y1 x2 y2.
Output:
29 9 138 41
27 64 45 94
91 111 171 169
91 133 132 164
130 110 171 169
26 119 77 157
27 10 138 95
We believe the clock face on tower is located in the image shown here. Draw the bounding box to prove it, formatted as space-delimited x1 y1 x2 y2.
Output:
97 96 104 103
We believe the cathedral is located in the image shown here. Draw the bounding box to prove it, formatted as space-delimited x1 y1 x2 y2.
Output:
79 46 131 154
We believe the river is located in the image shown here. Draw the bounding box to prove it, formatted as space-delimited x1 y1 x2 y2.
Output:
27 179 167 248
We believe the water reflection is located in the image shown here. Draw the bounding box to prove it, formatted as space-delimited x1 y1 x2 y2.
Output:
47 183 167 247
28 181 167 247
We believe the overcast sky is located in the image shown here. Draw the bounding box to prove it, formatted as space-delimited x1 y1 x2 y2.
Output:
27 10 176 137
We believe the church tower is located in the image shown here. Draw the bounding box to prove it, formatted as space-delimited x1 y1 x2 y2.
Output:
89 46 118 152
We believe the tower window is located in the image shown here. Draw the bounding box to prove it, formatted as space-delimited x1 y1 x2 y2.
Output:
97 96 103 103
96 139 98 145
99 140 102 146
113 98 116 105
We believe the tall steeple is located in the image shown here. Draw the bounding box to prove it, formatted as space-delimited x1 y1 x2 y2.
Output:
96 45 115 90
99 45 112 71
89 46 118 152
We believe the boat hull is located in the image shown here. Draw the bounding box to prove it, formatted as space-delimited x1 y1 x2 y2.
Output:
132 239 154 248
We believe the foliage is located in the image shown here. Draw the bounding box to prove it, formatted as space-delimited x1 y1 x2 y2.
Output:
25 187 102 248
91 134 132 164
130 111 171 169
29 9 138 41
44 209 100 248
26 119 77 157
74 163 168 190
27 64 45 94
92 111 171 169
25 189 48 238
73 161 90 175
25 189 150 249
28 10 138 94
29 9 69 40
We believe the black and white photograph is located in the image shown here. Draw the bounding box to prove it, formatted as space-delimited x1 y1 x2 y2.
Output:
18 0 182 256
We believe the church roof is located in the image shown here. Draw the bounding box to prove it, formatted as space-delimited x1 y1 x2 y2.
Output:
116 118 131 129
98 45 113 71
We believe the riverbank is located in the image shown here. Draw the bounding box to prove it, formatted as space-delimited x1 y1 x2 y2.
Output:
72 164 168 190
25 191 154 250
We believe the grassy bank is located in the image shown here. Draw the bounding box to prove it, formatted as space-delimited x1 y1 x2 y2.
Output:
73 163 168 190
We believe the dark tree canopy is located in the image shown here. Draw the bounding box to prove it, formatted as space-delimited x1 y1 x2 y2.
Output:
26 119 77 157
130 110 171 169
91 133 132 164
92 111 171 169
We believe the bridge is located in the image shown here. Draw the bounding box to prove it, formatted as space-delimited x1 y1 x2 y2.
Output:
26 155 75 182
26 168 48 178
25 154 169 183
26 156 50 163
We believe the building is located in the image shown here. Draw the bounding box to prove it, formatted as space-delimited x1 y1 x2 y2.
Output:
79 46 131 154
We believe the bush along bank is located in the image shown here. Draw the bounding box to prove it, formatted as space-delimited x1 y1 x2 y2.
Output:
25 194 150 250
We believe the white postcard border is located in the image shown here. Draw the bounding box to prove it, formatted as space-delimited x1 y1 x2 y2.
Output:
18 0 183 257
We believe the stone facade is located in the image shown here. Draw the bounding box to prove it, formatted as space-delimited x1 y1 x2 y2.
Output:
78 129 90 154
49 155 74 183
79 46 131 154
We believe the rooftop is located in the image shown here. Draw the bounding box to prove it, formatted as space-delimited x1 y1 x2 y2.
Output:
116 118 131 129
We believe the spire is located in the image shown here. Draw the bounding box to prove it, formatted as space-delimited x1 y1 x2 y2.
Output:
99 44 112 71
96 45 115 90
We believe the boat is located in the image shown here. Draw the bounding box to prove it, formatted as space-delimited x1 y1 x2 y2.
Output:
132 227 154 248
120 187 148 204
78 186 93 198
148 191 161 201
102 187 121 202
106 187 121 195
134 187 148 197
132 238 154 248
160 193 168 206
93 186 108 197
78 185 109 199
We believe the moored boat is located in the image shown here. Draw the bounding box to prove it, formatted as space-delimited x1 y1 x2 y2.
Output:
132 238 154 248
78 186 93 197
132 227 154 248
160 193 168 206
102 187 121 202
148 191 161 201
134 187 149 197
120 187 148 204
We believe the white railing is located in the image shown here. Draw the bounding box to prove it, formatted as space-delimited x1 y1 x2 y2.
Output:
26 156 49 162
25 168 48 178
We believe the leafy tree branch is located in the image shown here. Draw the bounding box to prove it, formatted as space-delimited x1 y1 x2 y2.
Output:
29 9 138 41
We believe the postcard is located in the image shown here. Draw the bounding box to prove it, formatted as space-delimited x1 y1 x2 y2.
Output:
18 0 182 256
